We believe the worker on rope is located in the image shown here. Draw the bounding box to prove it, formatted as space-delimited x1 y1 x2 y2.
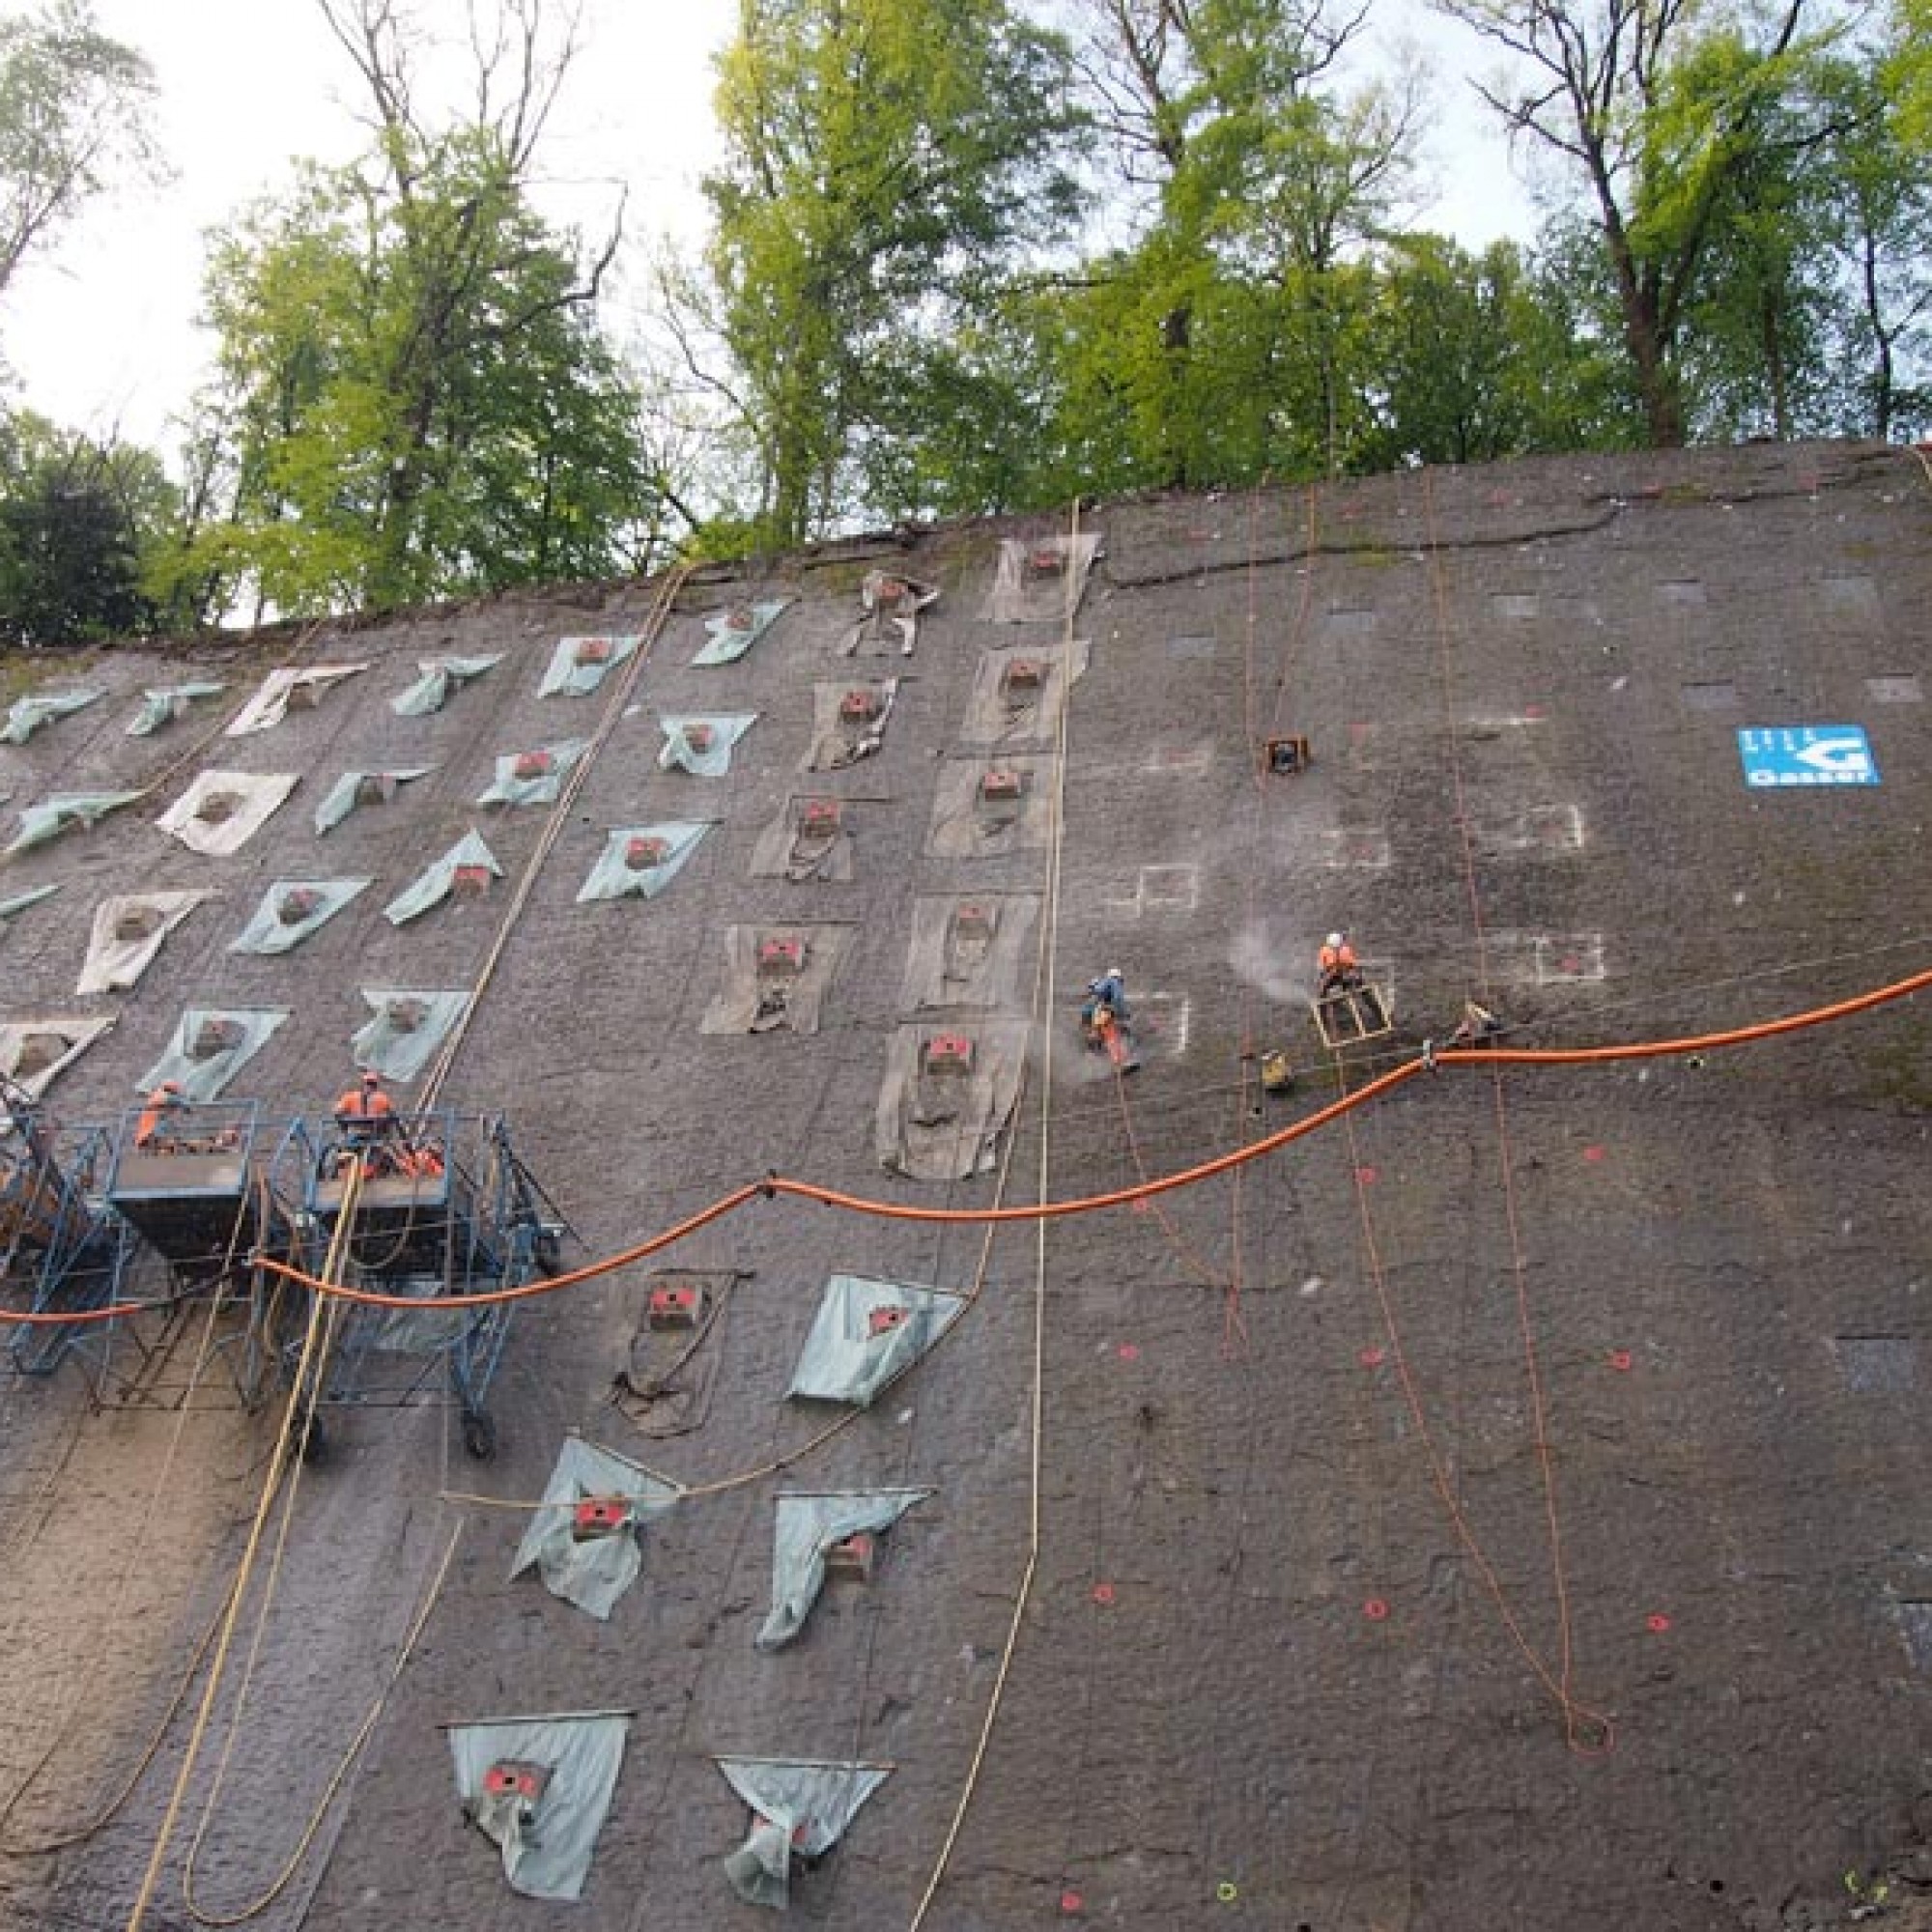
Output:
1080 967 1141 1070
133 1079 188 1151
1317 931 1362 999
1081 966 1129 1032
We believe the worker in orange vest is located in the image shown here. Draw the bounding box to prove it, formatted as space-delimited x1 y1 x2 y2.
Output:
1317 931 1361 997
334 1070 397 1144
134 1079 187 1150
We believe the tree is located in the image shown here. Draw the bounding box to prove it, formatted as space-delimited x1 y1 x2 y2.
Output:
0 411 179 643
1438 0 1840 444
702 0 1081 547
0 0 160 305
186 0 662 614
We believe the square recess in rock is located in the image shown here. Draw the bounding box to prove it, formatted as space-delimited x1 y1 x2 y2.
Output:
1898 1603 1932 1672
1168 635 1217 660
1832 1335 1917 1394
1492 593 1539 620
1682 681 1739 710
1866 675 1922 704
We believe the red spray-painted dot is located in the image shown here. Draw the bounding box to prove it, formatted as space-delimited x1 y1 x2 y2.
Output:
1131 1198 1151 1216
1359 1346 1386 1369
1582 1145 1605 1163
1117 1342 1141 1362
1608 1349 1634 1373
1092 1582 1117 1606
1561 955 1583 975
1646 1611 1672 1634
1363 1597 1390 1622
1060 1890 1084 1916
1355 1165 1378 1185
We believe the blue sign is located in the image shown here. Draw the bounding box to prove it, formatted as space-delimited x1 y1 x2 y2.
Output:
1737 724 1880 788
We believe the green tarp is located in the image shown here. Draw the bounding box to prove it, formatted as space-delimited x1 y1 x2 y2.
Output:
786 1274 967 1407
350 989 469 1082
539 634 640 696
692 598 788 666
657 713 756 777
1 689 101 744
575 822 710 901
391 654 500 716
510 1435 681 1620
716 1757 891 1910
756 1490 931 1649
314 767 431 835
136 1008 290 1101
3 791 140 857
229 879 371 955
384 830 501 924
476 737 587 808
128 681 225 736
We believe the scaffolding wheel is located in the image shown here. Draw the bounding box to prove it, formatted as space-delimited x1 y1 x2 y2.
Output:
462 1408 497 1462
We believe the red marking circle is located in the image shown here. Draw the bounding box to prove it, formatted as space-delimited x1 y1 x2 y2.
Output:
1363 1597 1390 1622
1608 1349 1634 1372
1060 1890 1084 1915
1359 1346 1386 1369
1646 1611 1672 1634
1524 703 1547 719
1092 1582 1117 1606
1355 1165 1378 1184
1582 1146 1605 1162
1117 1343 1141 1362
1131 1199 1151 1215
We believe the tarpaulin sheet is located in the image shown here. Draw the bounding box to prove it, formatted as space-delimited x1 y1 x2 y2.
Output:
450 1710 630 1903
750 796 855 883
875 1020 1030 1180
3 791 138 857
224 663 367 735
693 598 788 666
803 678 898 771
390 654 500 717
0 1017 112 1098
137 1008 289 1101
77 891 213 994
611 1268 737 1436
476 737 587 808
898 894 1040 1010
924 756 1059 858
700 925 854 1037
510 1435 681 1620
658 713 755 777
314 767 431 835
157 770 298 856
839 568 938 658
128 681 225 736
575 822 710 902
539 633 640 696
786 1273 967 1406
0 883 60 930
229 879 371 955
384 830 501 924
1 688 100 744
981 532 1103 624
350 989 469 1082
959 639 1089 746
755 1490 931 1649
716 1757 891 1909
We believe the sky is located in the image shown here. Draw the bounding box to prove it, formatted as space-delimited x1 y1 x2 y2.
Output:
0 0 1533 458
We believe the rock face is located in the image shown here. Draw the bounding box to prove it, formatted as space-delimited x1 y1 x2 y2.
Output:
3 440 1932 1930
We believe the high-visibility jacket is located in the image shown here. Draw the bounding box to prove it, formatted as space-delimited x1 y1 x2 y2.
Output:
134 1085 185 1149
334 1085 396 1130
1318 941 1358 978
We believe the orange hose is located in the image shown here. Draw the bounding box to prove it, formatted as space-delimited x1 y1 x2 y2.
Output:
11 962 1931 1321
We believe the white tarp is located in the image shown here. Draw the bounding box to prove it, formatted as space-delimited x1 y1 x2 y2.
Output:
229 878 371 955
717 1758 892 1910
384 830 501 924
786 1273 967 1406
314 767 431 835
451 1711 630 1903
959 639 1089 746
4 791 141 857
137 1008 290 1101
476 737 587 808
1 688 100 744
750 797 856 883
875 1019 1031 1180
128 681 226 736
157 770 298 856
657 713 755 778
981 532 1103 624
692 598 788 666
391 655 500 717
350 989 469 1083
575 823 710 902
0 1017 113 1098
225 663 367 735
510 1436 682 1621
76 891 213 994
539 634 640 697
898 894 1040 1010
755 1491 931 1650
802 679 898 771
700 925 854 1037
840 568 938 658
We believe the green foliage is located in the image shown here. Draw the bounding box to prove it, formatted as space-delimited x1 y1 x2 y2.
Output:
0 410 180 644
703 0 1081 546
0 0 160 302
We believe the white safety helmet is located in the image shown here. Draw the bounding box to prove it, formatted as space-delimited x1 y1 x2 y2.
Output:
1325 931 1344 949
1107 966 1122 980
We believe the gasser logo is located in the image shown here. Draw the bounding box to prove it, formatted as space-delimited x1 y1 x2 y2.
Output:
1737 725 1880 787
